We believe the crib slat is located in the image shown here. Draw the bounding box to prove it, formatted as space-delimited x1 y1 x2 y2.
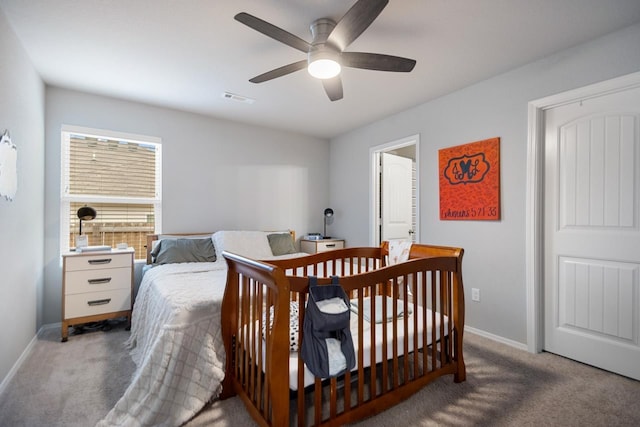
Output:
263 285 270 409
241 277 249 394
391 277 399 390
297 293 306 427
402 278 410 384
436 271 447 366
256 282 263 412
253 282 260 407
447 271 454 362
369 281 377 402
251 281 258 412
431 270 437 371
379 287 388 393
344 370 351 414
412 272 420 379
357 290 366 406
329 377 338 419
314 380 322 426
245 279 256 402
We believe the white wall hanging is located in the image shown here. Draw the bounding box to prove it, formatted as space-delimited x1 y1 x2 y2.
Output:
0 130 17 201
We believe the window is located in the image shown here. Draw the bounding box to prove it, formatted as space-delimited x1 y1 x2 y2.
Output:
61 126 162 260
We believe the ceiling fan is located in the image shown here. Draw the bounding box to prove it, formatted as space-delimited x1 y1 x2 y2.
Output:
235 0 416 101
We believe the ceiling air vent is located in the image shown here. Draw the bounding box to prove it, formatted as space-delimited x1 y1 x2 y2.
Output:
222 92 255 104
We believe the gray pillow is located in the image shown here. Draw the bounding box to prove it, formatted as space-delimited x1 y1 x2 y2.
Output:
151 238 216 264
267 233 297 256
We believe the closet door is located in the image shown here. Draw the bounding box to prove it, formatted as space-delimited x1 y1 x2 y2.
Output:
544 86 640 380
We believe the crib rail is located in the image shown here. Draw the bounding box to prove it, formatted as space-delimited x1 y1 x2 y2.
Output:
221 244 465 427
267 246 384 279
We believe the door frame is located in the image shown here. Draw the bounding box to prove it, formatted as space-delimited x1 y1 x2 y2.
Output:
526 71 640 353
370 134 420 246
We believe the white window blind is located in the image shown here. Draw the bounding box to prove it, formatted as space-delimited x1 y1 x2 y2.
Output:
61 126 162 260
67 137 157 197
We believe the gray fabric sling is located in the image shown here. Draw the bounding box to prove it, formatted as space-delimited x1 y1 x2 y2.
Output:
301 276 356 378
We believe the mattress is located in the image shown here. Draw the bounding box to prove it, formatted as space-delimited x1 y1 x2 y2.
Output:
253 297 449 391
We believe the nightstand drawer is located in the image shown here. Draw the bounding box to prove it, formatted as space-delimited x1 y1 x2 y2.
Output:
301 239 345 254
65 267 132 295
316 240 344 252
65 288 131 319
65 252 131 272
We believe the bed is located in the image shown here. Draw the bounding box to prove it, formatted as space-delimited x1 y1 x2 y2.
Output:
220 242 465 426
98 230 307 427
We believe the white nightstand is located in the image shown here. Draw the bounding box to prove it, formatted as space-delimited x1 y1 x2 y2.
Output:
300 238 345 254
61 248 134 342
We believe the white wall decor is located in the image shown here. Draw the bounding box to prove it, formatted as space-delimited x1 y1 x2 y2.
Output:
0 130 17 201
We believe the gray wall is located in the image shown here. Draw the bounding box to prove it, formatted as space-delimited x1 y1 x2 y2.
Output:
0 9 45 384
43 88 329 325
329 22 640 346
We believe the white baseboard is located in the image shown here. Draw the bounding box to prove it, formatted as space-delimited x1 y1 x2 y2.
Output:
465 325 529 352
0 323 61 397
39 322 62 332
0 332 39 397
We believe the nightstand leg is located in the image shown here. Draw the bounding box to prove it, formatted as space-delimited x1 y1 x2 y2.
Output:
61 320 69 342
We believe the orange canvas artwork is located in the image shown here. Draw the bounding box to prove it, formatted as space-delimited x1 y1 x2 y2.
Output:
439 137 500 220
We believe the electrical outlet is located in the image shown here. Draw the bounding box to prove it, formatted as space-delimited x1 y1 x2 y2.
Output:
471 288 480 302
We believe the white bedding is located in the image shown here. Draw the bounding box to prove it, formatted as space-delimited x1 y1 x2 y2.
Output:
98 262 228 427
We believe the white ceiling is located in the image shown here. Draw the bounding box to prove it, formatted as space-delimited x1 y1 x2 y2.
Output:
2 0 640 139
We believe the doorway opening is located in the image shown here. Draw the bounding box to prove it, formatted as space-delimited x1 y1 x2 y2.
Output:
370 135 419 246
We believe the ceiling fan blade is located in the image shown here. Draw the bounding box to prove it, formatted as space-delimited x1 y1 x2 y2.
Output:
327 0 388 51
249 60 308 83
341 52 416 72
322 76 343 101
235 12 311 53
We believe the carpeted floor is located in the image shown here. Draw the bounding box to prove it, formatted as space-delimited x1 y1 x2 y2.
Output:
1 321 639 426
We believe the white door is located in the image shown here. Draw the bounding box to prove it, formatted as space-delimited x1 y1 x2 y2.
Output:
381 152 414 241
544 86 640 380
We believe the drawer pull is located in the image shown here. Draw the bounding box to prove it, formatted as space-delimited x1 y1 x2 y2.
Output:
88 258 112 265
87 298 111 306
325 244 336 248
87 277 112 285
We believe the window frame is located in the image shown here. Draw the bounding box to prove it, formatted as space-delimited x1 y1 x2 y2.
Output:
60 125 162 260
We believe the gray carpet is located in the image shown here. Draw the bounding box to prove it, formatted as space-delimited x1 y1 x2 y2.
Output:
1 321 639 426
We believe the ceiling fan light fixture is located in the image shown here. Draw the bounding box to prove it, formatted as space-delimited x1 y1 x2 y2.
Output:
307 48 341 79
308 59 341 79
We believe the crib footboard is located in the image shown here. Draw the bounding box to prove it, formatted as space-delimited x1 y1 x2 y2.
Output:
220 252 293 426
221 245 465 427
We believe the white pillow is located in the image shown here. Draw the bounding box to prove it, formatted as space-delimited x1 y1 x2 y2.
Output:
213 230 274 259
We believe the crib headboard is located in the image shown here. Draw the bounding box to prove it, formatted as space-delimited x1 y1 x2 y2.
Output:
380 241 464 280
380 240 463 259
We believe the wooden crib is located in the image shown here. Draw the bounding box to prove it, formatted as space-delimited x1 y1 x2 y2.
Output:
220 243 465 426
